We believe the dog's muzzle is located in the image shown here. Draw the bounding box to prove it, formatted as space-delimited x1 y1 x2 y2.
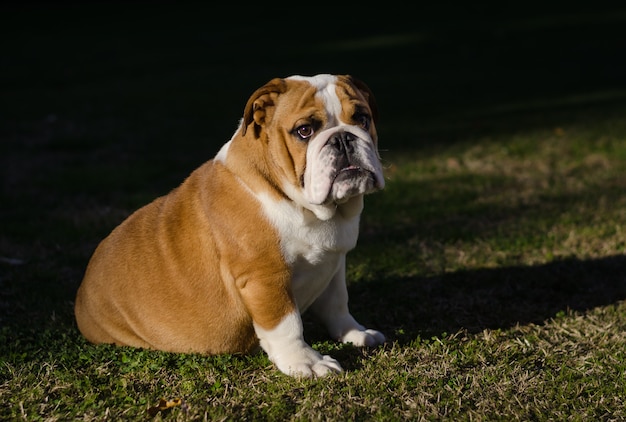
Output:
303 127 384 206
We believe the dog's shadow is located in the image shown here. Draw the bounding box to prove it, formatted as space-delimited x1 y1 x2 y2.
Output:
304 254 626 371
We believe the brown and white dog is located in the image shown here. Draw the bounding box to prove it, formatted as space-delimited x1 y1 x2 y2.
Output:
74 74 386 377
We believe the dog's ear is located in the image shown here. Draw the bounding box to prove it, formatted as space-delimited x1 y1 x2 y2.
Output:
344 75 379 123
242 78 288 137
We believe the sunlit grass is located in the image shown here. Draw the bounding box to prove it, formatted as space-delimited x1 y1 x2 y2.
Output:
2 109 625 420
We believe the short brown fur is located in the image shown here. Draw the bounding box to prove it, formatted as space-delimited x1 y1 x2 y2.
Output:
74 157 293 353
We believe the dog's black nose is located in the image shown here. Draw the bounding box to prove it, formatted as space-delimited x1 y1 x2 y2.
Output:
328 132 356 154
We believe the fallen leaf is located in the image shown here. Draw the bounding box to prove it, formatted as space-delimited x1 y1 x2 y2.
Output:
147 397 183 417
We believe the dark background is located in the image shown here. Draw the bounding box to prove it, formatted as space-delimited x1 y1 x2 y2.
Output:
3 2 626 146
1 2 626 332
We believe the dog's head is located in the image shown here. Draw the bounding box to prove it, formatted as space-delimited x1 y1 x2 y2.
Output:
241 74 384 219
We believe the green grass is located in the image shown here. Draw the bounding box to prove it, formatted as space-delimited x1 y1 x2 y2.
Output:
2 3 626 420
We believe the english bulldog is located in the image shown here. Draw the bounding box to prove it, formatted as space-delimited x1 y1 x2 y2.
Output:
74 74 386 377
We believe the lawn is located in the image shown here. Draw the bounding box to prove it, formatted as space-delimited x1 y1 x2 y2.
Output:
1 3 626 420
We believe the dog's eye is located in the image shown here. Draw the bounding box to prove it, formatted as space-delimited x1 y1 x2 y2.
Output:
295 124 314 140
355 114 371 131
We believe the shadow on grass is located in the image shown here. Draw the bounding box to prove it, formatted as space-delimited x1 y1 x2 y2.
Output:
344 254 626 345
301 253 626 372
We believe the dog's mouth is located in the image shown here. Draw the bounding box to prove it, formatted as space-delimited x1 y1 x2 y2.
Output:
333 165 372 183
327 164 378 204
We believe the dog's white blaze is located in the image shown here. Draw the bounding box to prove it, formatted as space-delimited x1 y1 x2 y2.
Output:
288 74 341 125
287 73 337 89
319 83 342 124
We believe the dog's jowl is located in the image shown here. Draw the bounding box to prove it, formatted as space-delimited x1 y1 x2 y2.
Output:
75 74 386 377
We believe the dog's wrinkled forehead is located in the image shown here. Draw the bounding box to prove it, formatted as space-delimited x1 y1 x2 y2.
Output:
287 74 342 120
242 73 377 139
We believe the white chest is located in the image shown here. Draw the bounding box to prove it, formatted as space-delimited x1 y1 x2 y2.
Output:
257 194 360 312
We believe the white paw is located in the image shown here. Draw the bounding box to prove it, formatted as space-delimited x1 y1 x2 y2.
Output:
341 328 386 347
255 312 344 378
273 347 343 377
310 355 343 377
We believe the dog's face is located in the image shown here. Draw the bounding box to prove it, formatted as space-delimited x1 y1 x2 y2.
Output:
242 74 385 218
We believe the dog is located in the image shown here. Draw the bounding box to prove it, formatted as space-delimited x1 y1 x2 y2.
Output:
75 74 386 377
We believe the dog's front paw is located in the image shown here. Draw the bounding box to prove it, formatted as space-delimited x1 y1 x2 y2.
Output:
256 313 344 378
341 328 386 347
273 346 343 377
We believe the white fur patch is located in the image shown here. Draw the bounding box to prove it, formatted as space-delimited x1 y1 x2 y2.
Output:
287 74 337 90
326 314 386 347
215 120 245 163
254 311 342 377
255 192 359 309
214 140 231 163
309 265 387 347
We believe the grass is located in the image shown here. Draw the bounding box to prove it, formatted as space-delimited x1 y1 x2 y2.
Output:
2 3 626 420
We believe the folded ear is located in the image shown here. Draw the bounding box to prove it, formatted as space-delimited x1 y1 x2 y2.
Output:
242 78 288 137
344 75 379 123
